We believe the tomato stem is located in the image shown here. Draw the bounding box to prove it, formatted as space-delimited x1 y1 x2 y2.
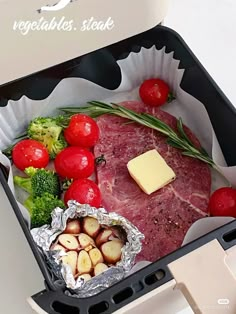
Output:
95 154 106 166
167 92 175 103
62 178 74 191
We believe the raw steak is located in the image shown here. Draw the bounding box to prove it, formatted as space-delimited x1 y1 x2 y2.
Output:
94 101 211 262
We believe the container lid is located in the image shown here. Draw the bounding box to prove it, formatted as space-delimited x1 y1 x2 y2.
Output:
0 0 169 85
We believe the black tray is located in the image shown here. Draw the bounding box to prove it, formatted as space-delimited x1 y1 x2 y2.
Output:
0 25 236 314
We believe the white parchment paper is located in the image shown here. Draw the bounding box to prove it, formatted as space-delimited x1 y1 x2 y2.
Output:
0 46 235 225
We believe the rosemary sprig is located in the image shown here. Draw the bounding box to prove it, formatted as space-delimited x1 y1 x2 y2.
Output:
60 101 231 186
60 101 216 168
2 133 28 158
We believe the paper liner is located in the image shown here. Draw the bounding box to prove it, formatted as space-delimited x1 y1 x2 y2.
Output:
182 216 235 246
0 46 235 232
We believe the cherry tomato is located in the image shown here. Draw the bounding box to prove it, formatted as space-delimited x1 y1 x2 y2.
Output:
64 114 99 148
208 187 236 217
139 78 172 107
54 146 94 179
64 178 101 207
12 139 49 171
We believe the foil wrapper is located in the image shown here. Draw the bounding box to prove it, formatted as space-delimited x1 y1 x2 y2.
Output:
31 201 144 297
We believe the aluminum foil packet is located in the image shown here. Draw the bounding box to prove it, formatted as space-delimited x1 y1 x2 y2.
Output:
31 200 145 297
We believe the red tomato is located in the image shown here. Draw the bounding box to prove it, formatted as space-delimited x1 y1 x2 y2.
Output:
208 187 236 217
64 178 101 207
12 139 49 171
64 114 99 148
54 146 94 179
139 78 172 107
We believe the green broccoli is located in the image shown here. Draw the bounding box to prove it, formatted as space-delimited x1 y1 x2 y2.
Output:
27 116 67 159
24 193 65 228
14 167 61 198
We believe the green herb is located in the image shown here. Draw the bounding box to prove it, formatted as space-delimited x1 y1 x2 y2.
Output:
61 101 216 166
60 101 229 185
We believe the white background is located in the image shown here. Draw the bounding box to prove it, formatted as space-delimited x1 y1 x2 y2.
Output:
165 0 236 108
1 0 236 313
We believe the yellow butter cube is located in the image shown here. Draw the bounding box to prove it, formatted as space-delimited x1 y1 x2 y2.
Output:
127 149 176 195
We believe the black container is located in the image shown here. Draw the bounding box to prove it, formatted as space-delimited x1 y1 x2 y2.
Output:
0 25 236 314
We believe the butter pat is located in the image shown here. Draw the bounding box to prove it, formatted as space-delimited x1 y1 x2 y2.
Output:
127 149 176 195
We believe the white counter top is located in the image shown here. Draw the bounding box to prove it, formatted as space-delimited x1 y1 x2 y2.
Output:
165 0 236 108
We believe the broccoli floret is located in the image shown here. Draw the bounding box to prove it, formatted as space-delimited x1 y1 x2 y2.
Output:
13 175 32 194
24 193 65 228
27 117 67 159
50 133 68 159
14 167 61 198
24 195 34 211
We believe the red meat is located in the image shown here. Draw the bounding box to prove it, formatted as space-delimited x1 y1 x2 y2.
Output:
94 101 211 262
